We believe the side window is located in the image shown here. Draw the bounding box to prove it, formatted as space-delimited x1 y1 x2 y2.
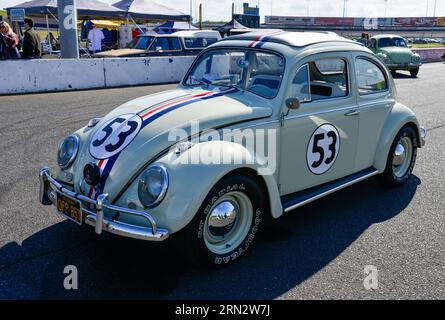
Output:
169 37 181 50
292 64 311 102
295 58 349 103
355 58 388 94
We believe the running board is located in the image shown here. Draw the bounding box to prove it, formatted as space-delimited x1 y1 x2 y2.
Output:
282 167 379 213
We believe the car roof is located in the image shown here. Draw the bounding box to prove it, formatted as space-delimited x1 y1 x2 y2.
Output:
221 30 362 48
138 30 221 38
172 30 221 38
371 34 406 40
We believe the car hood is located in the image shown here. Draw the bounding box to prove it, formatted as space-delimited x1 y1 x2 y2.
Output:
94 49 147 57
74 87 273 200
379 47 414 63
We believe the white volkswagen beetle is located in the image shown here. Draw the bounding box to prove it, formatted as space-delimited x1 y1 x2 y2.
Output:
39 31 426 267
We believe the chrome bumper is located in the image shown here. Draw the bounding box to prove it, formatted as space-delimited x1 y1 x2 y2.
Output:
39 167 169 241
387 63 421 69
420 126 427 147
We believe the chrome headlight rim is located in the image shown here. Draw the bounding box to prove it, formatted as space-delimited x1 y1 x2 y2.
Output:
138 164 169 208
57 134 80 170
378 53 389 64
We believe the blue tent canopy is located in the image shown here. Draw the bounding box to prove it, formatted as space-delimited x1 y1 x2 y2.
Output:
153 21 197 34
113 0 190 21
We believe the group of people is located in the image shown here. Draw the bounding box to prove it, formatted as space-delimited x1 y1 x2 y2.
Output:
0 18 41 60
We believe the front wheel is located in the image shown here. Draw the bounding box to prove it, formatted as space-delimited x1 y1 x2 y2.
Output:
378 126 418 186
410 67 420 77
178 174 266 268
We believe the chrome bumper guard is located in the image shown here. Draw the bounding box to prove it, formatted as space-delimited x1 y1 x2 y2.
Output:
39 167 169 241
420 126 427 147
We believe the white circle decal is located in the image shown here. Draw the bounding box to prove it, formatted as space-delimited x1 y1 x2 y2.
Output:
90 114 142 160
306 123 340 175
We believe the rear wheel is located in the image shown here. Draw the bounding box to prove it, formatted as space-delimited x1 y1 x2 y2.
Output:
379 126 418 186
410 67 419 77
178 174 266 268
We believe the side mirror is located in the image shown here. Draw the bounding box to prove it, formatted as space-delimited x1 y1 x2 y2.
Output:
286 98 301 110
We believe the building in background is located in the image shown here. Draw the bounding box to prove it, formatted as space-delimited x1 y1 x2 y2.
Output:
233 2 260 28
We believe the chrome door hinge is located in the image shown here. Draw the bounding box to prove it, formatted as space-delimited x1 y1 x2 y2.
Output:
280 112 285 127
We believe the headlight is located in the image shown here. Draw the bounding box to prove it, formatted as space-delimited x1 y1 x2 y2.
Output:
57 135 79 169
412 54 421 63
378 53 389 64
138 165 169 208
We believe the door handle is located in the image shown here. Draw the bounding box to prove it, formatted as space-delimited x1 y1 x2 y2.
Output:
345 110 360 116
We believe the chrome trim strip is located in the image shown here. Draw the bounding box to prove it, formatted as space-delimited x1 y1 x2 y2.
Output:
39 167 169 241
285 105 355 121
284 169 379 213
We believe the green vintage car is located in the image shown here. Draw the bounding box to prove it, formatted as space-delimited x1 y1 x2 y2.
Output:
40 31 426 267
370 34 421 77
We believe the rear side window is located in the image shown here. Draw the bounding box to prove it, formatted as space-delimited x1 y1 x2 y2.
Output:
355 58 388 94
150 37 181 51
183 37 218 49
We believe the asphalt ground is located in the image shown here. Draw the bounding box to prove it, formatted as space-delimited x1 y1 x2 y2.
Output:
0 63 444 299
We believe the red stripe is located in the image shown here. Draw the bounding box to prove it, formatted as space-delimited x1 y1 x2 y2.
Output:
141 91 213 120
87 185 94 198
98 159 105 168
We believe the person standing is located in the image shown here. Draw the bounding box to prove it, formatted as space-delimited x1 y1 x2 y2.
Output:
22 18 41 59
0 21 20 59
87 23 104 53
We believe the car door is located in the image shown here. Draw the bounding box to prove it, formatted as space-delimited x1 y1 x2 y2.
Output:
279 53 360 196
353 54 393 171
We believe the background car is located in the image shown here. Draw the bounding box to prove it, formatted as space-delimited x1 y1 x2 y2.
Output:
94 30 221 58
370 34 422 77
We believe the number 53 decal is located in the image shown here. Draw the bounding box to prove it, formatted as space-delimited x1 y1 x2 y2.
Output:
306 123 340 175
90 114 142 160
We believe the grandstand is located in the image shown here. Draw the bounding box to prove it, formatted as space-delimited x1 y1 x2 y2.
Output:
263 16 445 38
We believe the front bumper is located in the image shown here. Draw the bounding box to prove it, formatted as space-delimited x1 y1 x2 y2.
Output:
387 62 421 69
420 126 427 147
39 167 169 241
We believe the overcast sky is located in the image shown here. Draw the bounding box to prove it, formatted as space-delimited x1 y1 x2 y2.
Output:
2 0 444 22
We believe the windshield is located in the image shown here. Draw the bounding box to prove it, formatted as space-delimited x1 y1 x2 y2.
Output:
131 36 155 50
184 49 285 99
378 37 408 48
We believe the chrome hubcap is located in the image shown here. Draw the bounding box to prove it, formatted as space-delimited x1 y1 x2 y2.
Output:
204 191 253 255
392 136 413 178
393 143 406 166
208 201 238 237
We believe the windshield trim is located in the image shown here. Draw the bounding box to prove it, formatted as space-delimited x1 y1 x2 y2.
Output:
182 46 286 100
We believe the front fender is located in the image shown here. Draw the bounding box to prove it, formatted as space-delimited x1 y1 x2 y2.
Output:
115 140 282 234
374 103 421 172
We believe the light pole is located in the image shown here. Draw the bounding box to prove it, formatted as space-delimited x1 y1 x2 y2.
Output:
384 0 389 18
306 0 310 17
431 0 438 36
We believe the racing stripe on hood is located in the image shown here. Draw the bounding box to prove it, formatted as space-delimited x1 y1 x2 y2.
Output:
93 87 238 198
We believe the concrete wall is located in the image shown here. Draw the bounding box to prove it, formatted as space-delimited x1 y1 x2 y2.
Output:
413 48 445 63
103 56 194 87
0 56 195 95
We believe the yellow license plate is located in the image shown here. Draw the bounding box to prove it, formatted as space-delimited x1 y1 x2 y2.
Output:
56 193 82 225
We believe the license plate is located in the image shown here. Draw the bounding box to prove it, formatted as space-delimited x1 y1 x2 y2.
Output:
56 193 82 225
